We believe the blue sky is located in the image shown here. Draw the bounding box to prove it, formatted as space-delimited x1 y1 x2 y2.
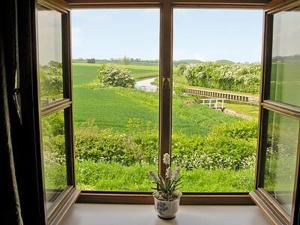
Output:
71 9 263 63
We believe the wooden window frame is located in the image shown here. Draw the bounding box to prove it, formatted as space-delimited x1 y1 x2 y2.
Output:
63 0 266 205
250 1 300 225
14 0 299 224
36 1 79 224
33 0 300 223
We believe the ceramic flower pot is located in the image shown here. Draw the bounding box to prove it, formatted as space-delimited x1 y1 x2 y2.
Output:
153 192 182 219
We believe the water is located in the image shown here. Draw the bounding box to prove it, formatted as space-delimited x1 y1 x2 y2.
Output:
135 77 158 92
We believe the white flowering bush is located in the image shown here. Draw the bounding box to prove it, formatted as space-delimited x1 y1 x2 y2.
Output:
149 153 182 201
97 64 135 88
180 63 261 94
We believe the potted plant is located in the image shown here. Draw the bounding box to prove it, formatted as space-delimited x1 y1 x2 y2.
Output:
149 153 182 220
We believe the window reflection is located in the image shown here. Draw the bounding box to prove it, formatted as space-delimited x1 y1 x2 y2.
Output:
41 111 68 210
270 8 300 106
37 6 64 107
263 111 298 215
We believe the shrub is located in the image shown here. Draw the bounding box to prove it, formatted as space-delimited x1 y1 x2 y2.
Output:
73 120 257 170
74 120 158 165
40 61 63 100
178 63 261 94
97 64 135 88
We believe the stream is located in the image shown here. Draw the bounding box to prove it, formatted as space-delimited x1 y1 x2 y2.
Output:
135 77 158 92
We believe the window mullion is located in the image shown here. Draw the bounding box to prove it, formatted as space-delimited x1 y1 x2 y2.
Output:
159 1 173 176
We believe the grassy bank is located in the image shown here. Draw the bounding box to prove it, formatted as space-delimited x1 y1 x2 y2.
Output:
75 161 254 192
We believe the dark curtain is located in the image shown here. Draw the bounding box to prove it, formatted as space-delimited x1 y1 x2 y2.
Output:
0 0 24 224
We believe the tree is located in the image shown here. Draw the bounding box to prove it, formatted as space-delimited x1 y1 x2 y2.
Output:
121 56 130 65
87 58 96 63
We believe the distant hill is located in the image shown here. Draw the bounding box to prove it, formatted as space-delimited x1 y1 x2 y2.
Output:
215 59 235 64
72 58 259 65
173 59 202 65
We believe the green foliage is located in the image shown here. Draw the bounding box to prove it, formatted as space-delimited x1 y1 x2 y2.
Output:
75 160 254 192
172 120 257 170
87 58 96 63
76 161 155 191
74 120 158 165
73 120 257 170
40 61 63 100
176 64 188 76
71 62 259 192
180 63 261 93
42 112 66 190
121 56 130 65
97 64 135 88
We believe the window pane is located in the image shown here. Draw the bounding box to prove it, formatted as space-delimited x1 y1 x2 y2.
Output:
173 9 263 192
263 111 299 215
269 8 300 106
72 9 159 191
37 6 64 107
41 111 68 210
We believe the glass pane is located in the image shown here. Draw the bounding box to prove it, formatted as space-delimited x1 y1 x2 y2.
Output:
72 9 159 191
269 8 300 106
41 111 68 210
37 6 64 107
173 9 263 192
263 111 299 215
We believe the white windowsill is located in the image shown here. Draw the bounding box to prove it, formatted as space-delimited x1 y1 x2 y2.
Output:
61 204 271 225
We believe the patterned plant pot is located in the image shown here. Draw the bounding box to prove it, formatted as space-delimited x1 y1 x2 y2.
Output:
153 192 182 220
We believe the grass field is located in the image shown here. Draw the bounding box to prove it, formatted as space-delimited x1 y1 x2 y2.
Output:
75 161 254 192
73 63 158 85
73 63 240 135
72 62 257 192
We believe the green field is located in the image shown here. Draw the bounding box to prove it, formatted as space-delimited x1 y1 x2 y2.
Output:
73 63 240 134
72 62 257 192
73 63 159 86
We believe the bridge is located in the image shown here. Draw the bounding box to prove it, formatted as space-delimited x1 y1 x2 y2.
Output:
186 87 258 105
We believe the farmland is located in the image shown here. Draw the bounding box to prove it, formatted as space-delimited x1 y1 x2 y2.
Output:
71 62 259 192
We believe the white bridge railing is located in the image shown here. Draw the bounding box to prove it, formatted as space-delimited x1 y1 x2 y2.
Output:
201 98 225 110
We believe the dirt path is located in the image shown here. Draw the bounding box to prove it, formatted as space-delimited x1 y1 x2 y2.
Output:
224 109 254 120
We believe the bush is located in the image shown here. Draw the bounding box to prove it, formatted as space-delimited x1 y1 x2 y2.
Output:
97 64 135 88
74 121 158 165
40 61 63 100
73 120 257 170
179 63 261 94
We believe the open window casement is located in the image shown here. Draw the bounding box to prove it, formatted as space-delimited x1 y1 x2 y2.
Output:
251 1 300 225
36 0 79 224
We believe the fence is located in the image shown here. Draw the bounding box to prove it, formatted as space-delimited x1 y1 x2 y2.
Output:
186 87 258 104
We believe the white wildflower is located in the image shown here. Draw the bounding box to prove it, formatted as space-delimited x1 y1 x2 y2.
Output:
172 166 181 180
166 167 172 179
163 153 170 165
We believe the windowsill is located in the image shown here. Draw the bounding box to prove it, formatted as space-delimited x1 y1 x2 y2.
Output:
61 204 271 225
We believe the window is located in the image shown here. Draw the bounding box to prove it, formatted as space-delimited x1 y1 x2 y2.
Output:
172 8 263 192
71 9 159 191
31 0 300 224
263 111 298 215
269 8 300 107
253 4 300 225
37 3 75 216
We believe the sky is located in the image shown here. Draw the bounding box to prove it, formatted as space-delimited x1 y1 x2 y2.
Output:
38 10 62 65
71 9 264 63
